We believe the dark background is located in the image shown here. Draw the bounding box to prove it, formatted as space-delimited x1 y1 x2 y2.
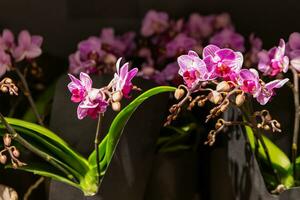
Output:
0 0 298 199
0 0 299 57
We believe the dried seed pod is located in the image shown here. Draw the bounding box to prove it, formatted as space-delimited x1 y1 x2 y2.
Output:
3 134 11 146
215 122 223 129
112 91 123 102
208 91 223 104
235 94 245 106
0 155 7 164
198 100 206 107
174 88 185 100
220 104 229 112
216 81 230 92
112 102 121 111
12 149 20 158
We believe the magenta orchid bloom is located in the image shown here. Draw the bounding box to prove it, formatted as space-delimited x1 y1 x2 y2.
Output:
112 58 138 97
166 34 197 57
141 10 169 37
68 72 92 103
186 13 214 39
287 32 300 71
258 39 289 76
78 37 102 61
210 28 245 52
13 30 43 62
0 49 11 77
178 50 216 88
68 72 109 119
0 29 15 51
237 68 261 96
256 78 289 105
202 44 243 80
77 89 108 120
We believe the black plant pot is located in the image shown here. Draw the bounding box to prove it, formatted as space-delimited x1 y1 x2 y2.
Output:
48 75 170 200
143 151 200 200
225 107 300 200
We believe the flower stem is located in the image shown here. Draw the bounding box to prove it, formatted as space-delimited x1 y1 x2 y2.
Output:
95 113 104 184
14 67 44 126
291 67 299 178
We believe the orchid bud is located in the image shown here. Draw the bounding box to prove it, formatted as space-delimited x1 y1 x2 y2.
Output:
112 102 121 111
13 149 20 157
220 104 229 112
216 81 230 92
3 134 11 146
208 91 223 104
104 54 117 65
12 162 18 169
215 122 222 129
3 78 12 84
112 91 123 102
174 88 185 100
263 125 270 131
257 124 262 129
198 100 205 107
235 94 245 106
0 155 7 164
1 86 8 93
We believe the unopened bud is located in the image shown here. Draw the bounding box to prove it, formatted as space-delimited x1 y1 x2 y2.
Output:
264 125 270 131
235 94 245 106
257 124 262 129
112 92 123 102
216 81 230 92
208 91 223 104
220 104 229 112
104 54 117 65
174 88 185 100
3 134 11 146
275 121 281 128
13 149 20 157
1 86 8 93
215 122 222 129
3 78 12 84
12 162 18 169
0 155 7 164
112 102 121 111
198 100 205 107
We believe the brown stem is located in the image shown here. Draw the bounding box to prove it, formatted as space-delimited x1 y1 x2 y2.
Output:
95 113 104 184
291 67 299 178
23 177 45 200
14 67 44 126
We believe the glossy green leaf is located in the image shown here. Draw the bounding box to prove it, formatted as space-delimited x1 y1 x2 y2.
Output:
88 86 176 170
245 125 294 187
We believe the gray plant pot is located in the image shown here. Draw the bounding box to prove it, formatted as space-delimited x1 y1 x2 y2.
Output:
225 107 300 200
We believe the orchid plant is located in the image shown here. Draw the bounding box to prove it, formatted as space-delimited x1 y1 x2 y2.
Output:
164 43 293 193
0 40 175 197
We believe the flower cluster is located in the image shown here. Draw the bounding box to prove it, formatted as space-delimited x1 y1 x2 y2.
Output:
69 10 260 86
165 44 289 145
0 29 43 78
68 28 136 75
68 58 138 119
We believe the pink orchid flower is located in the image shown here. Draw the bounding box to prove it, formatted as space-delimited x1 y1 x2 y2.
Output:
0 49 11 77
256 78 289 105
68 72 92 103
178 50 216 88
13 30 43 62
0 29 15 51
202 44 243 80
77 88 108 120
141 10 169 37
258 39 289 76
237 68 261 96
112 58 138 97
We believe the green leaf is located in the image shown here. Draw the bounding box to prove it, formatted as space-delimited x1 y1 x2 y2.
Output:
88 86 176 169
0 118 89 176
6 162 80 189
245 126 294 187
